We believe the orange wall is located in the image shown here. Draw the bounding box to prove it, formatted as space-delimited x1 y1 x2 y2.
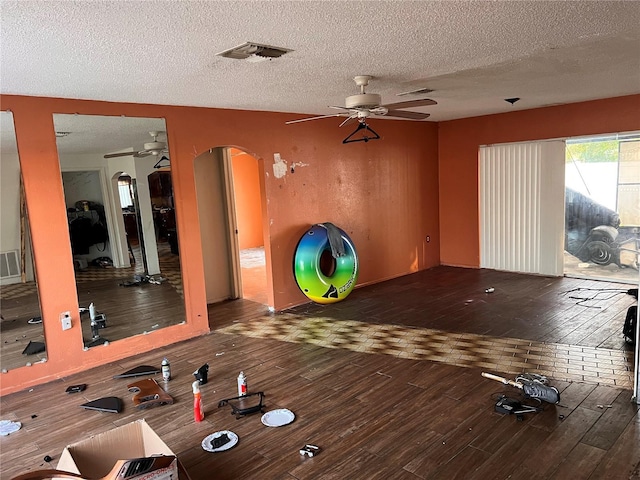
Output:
231 149 263 249
0 95 440 395
438 95 640 268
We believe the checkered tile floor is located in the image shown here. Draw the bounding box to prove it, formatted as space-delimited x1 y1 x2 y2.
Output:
0 281 38 300
217 313 635 389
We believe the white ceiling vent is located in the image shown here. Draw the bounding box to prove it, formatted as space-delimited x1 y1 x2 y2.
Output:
216 42 292 63
397 87 435 97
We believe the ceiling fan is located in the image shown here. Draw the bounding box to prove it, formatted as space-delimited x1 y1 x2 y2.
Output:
103 131 169 159
286 75 437 127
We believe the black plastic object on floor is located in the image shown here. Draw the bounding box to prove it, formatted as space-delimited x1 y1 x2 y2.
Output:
218 392 266 419
494 395 540 421
22 341 45 355
623 305 637 345
113 365 161 378
80 397 123 413
210 433 231 450
84 336 110 348
194 363 209 385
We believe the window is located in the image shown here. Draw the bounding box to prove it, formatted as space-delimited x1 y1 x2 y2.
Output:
564 132 640 283
118 176 133 209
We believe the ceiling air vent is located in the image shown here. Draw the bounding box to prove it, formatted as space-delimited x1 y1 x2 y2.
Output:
397 87 435 97
216 42 292 62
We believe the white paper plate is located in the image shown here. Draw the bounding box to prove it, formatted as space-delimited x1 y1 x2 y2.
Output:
261 408 295 427
201 431 238 452
0 420 21 436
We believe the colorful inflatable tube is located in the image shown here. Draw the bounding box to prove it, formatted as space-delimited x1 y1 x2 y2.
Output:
293 224 358 304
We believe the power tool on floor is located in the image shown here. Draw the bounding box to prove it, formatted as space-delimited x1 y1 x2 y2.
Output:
482 372 561 404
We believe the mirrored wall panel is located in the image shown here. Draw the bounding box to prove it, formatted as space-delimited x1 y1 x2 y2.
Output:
53 114 185 348
0 111 46 371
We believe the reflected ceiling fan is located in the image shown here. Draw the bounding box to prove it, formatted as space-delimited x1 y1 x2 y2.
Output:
286 75 437 127
103 131 168 159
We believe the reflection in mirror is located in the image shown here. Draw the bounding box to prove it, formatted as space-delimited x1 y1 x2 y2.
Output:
0 111 46 371
52 114 184 348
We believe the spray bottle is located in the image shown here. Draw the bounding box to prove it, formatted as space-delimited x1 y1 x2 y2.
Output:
161 357 171 381
89 303 98 339
237 371 247 396
192 380 204 422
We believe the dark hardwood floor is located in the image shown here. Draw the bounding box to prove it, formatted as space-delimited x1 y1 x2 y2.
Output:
1 266 638 479
0 241 183 371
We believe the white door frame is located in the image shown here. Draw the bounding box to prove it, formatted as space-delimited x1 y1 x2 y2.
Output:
221 147 242 299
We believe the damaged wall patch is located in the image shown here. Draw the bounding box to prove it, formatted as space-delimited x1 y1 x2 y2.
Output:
273 153 287 179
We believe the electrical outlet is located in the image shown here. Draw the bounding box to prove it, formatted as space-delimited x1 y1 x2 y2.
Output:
60 311 72 331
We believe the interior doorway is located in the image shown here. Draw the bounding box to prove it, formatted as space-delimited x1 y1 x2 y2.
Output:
228 148 268 305
194 147 269 308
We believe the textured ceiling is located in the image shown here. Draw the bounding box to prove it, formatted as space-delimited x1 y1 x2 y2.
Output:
1 0 639 128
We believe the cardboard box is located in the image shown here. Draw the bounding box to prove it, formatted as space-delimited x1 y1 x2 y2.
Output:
55 419 178 480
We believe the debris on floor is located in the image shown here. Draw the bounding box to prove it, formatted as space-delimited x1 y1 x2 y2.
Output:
80 397 123 413
202 430 239 452
113 365 160 379
299 444 320 457
218 392 267 419
0 420 22 436
127 378 174 409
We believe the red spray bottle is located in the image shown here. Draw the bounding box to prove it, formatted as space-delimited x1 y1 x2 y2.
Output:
192 380 204 422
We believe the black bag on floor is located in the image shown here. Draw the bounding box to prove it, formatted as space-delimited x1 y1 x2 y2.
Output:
623 305 637 345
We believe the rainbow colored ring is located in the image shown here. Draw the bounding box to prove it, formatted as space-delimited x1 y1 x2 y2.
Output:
293 224 358 304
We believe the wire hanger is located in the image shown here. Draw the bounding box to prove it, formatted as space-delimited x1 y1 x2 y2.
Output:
343 122 380 144
153 156 171 169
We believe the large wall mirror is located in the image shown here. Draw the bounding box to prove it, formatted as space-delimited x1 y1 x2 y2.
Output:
0 111 46 371
52 114 184 348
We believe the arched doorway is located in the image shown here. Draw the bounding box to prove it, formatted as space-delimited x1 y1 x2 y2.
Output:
194 146 270 308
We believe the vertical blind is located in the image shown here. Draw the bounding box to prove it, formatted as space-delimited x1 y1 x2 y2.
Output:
480 141 565 276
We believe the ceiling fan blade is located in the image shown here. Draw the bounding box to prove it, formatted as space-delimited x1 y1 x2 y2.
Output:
104 151 137 159
328 105 352 111
384 110 431 120
286 113 348 124
380 98 437 109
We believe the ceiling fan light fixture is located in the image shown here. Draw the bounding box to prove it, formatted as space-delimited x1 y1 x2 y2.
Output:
345 93 382 109
144 141 166 151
